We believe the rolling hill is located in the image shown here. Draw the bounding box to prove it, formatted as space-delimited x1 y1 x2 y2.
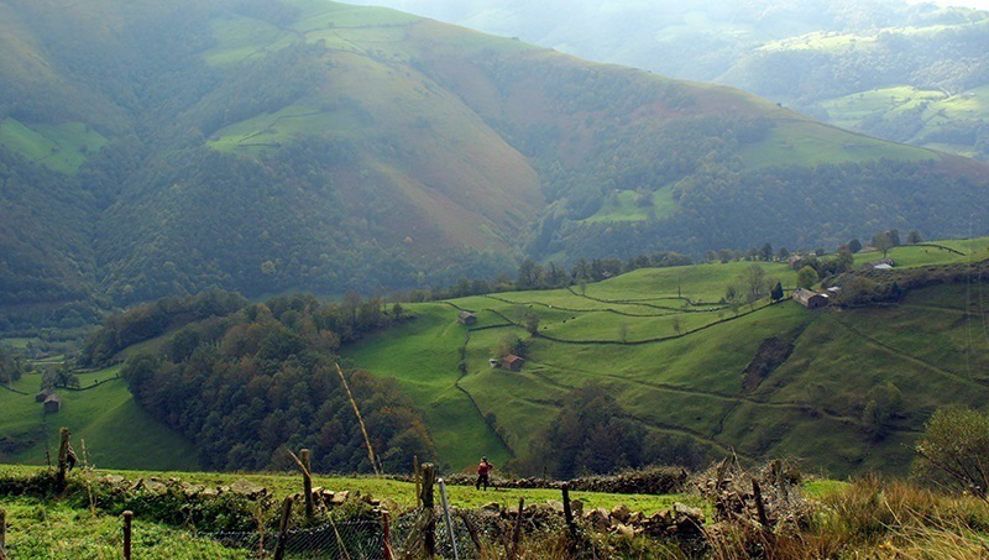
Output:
345 0 989 160
0 0 987 328
3 238 985 476
342 239 989 476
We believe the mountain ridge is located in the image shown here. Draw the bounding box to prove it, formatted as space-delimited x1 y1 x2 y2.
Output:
0 0 986 326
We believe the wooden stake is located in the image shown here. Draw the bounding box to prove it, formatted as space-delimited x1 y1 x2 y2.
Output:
457 510 484 554
752 478 769 528
301 449 314 520
274 497 293 560
509 497 524 560
562 483 576 538
382 510 394 560
335 364 380 476
1 508 7 560
122 511 133 560
414 455 421 508
421 463 436 558
56 428 71 491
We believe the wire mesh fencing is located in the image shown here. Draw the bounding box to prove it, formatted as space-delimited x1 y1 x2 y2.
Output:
149 517 386 559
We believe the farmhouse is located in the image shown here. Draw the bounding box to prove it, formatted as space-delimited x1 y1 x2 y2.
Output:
502 354 525 371
793 288 830 309
35 389 52 403
43 393 62 414
457 311 478 326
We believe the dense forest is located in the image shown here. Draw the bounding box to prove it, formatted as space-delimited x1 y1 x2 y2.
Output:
0 0 987 331
110 291 436 471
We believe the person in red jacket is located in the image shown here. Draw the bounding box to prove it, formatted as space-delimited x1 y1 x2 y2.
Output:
475 456 493 490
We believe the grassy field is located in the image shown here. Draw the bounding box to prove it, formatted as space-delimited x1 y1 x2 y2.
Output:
738 119 937 169
0 118 107 174
3 239 985 478
0 368 199 471
820 84 989 158
580 187 676 224
345 240 989 475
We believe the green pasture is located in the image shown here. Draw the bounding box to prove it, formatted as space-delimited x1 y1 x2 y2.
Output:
819 85 989 155
345 245 988 476
581 187 676 224
853 237 989 268
0 367 198 471
344 304 511 468
0 118 106 174
739 119 936 169
583 261 796 303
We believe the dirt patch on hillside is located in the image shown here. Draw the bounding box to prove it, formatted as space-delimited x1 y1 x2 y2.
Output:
741 332 800 393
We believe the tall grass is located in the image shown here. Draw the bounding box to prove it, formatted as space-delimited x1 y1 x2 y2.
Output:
706 475 989 559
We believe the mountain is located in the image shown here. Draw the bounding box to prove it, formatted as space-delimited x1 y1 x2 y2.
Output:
0 0 987 327
345 0 989 160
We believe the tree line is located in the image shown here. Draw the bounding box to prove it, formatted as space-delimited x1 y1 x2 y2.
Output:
116 291 435 472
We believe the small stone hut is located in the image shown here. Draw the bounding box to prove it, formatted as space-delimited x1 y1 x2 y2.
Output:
43 393 62 414
502 354 525 372
458 311 478 326
793 288 829 309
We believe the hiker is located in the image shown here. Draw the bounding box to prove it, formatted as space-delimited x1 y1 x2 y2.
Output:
475 456 493 490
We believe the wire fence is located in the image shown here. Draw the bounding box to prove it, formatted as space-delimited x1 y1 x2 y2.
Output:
180 518 388 559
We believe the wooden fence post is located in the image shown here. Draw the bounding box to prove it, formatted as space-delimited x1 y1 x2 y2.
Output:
122 510 133 560
274 497 293 560
382 510 393 560
421 463 435 558
413 455 421 508
508 497 524 560
56 428 71 491
562 483 576 538
1 508 7 560
752 478 769 528
457 510 484 555
301 449 314 520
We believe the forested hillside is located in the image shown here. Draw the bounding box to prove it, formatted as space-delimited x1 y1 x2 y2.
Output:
89 291 436 471
347 0 989 159
0 0 987 329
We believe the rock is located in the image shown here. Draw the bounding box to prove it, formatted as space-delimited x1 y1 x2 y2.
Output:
546 500 564 513
145 480 167 493
614 523 635 538
585 508 610 530
570 500 584 516
481 502 501 512
610 504 631 523
629 511 644 524
673 502 705 523
330 490 349 505
104 474 124 485
202 487 219 497
230 479 266 498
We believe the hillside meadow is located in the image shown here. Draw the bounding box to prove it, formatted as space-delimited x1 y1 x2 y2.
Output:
344 240 989 475
1 238 986 478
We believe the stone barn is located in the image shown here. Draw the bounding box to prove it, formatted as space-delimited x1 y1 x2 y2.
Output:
43 393 62 414
502 354 525 372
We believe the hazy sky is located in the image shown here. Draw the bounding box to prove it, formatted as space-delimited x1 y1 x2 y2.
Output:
907 0 989 7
